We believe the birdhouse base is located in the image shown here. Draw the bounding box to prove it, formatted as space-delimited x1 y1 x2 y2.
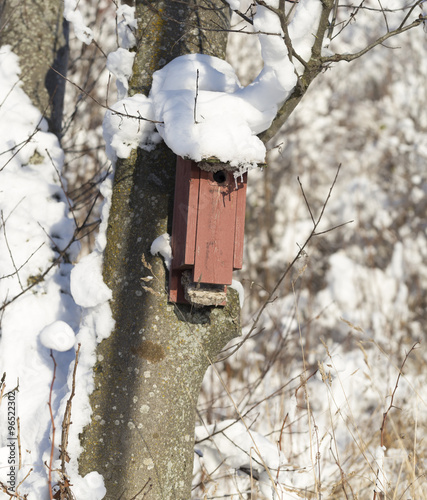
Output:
169 269 227 307
181 270 227 307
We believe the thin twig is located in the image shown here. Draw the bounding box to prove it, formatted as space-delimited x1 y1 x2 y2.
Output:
276 413 288 481
194 69 200 124
0 242 45 281
0 115 46 173
324 16 425 65
373 342 420 499
0 174 104 311
49 67 162 124
1 211 24 290
48 350 58 500
60 345 81 473
17 417 22 471
0 236 74 312
297 176 315 226
45 149 78 228
218 0 254 24
379 342 419 448
128 478 153 499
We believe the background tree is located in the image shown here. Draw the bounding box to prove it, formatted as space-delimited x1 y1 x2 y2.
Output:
1 0 69 138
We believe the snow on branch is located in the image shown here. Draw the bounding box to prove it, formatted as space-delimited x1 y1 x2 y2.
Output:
105 0 323 171
103 0 425 165
63 0 94 44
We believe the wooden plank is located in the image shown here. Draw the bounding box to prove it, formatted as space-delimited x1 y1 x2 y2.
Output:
193 169 237 285
233 172 247 270
170 157 200 269
170 157 199 303
169 268 188 303
184 161 200 265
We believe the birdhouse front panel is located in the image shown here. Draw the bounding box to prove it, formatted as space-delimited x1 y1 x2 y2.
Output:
193 169 236 285
169 156 247 305
193 169 246 285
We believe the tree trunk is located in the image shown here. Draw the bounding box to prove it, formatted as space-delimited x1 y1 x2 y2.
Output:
0 0 69 139
78 2 240 499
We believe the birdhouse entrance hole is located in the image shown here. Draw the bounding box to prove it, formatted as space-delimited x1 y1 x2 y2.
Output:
169 156 247 306
213 170 227 184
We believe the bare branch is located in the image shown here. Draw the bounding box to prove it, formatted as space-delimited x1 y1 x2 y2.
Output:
0 230 76 312
379 342 419 448
45 149 79 229
49 67 163 124
373 342 420 498
218 0 254 24
323 16 425 65
0 115 45 173
297 176 315 226
259 0 334 143
58 344 81 500
47 350 57 500
260 1 425 143
327 0 340 39
398 0 424 30
0 242 44 281
1 211 24 290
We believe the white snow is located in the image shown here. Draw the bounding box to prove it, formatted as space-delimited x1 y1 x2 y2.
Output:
103 94 160 162
39 321 76 352
226 0 241 10
230 279 245 307
105 2 138 99
71 471 106 499
151 54 264 165
196 419 285 476
63 0 94 44
288 0 322 69
150 233 172 270
70 251 112 308
106 48 135 100
116 4 137 49
195 419 296 499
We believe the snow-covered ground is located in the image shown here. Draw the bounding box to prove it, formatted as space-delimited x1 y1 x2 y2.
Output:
1 0 426 499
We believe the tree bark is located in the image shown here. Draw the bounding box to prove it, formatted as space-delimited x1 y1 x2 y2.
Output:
0 0 69 139
78 2 240 499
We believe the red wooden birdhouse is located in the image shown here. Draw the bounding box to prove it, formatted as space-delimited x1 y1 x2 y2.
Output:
169 156 247 306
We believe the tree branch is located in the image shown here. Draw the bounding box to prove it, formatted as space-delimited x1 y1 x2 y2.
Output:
259 1 424 144
322 16 425 65
259 0 334 143
218 0 254 25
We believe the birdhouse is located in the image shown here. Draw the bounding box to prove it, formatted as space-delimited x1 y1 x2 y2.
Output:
169 156 247 306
